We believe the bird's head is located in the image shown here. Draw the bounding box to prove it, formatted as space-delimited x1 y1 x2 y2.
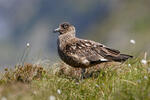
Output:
54 22 75 35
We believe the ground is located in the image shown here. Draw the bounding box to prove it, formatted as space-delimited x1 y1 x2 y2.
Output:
0 58 150 100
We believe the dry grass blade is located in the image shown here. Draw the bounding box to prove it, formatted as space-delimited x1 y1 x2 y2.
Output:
2 63 46 83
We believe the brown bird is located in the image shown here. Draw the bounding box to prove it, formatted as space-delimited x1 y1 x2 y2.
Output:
54 22 133 79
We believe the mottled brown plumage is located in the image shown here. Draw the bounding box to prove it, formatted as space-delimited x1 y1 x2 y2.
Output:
54 22 132 69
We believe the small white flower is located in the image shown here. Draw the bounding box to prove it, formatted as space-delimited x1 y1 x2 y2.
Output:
102 83 104 86
1 97 7 100
144 76 148 80
147 68 150 73
130 39 135 44
95 84 99 87
49 95 56 100
128 64 131 67
57 89 61 94
141 59 147 65
26 43 30 47
137 80 141 83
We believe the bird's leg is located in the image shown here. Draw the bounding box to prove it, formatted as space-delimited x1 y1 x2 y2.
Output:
81 68 86 80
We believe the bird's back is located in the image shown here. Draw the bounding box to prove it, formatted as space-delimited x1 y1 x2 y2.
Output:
58 37 132 68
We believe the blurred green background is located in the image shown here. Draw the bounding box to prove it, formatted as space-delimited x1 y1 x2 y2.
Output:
0 0 150 68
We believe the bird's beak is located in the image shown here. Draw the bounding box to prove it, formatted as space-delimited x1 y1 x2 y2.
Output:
53 27 60 33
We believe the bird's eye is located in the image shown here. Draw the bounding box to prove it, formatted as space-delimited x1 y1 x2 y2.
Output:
62 24 69 29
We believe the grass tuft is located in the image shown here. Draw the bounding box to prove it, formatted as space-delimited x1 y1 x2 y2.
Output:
0 58 150 100
1 64 46 83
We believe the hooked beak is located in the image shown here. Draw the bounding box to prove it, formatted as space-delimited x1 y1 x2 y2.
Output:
53 27 60 33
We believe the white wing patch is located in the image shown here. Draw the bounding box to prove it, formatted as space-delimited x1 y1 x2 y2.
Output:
100 58 108 61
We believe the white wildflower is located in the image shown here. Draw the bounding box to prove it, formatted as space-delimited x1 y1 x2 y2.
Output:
130 39 135 44
1 97 7 100
147 68 150 73
95 84 99 87
26 43 30 47
102 83 104 86
49 95 56 100
144 76 148 80
57 89 61 94
137 80 141 83
128 64 131 67
141 59 147 65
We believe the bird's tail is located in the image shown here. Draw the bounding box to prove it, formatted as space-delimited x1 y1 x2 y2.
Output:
112 54 133 62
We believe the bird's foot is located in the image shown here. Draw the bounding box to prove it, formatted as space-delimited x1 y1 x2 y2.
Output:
80 68 86 80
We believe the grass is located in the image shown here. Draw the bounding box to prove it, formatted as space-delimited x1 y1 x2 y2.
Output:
0 58 150 100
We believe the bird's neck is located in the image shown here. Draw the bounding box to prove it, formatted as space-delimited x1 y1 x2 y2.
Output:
58 33 76 48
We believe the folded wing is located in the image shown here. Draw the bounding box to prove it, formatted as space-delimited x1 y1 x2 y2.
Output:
64 39 132 65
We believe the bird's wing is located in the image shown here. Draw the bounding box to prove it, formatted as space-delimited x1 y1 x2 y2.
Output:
63 39 121 64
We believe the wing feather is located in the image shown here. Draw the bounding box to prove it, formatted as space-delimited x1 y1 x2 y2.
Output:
63 39 122 64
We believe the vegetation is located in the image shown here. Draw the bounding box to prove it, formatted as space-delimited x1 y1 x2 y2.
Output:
0 58 150 100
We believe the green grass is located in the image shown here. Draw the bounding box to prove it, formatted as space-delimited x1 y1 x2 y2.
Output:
0 58 150 100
